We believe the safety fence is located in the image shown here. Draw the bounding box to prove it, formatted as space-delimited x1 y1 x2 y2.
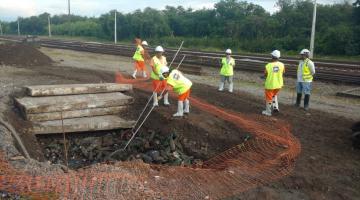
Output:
0 73 301 199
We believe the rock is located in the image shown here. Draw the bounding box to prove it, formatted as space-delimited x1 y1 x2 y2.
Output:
102 134 114 146
141 154 153 163
147 150 160 160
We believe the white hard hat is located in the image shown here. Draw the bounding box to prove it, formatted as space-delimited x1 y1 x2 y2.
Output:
160 66 170 74
141 41 148 46
271 50 281 58
155 46 164 52
225 49 232 54
300 49 310 55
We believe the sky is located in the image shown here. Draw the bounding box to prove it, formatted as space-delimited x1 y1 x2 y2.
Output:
0 0 354 22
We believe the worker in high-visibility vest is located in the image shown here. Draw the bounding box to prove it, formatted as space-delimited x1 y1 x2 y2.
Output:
132 40 149 79
160 66 192 117
150 46 170 107
262 50 285 116
295 49 315 111
219 49 235 93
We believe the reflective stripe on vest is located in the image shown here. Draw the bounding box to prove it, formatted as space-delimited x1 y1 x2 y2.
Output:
220 57 235 76
264 61 285 90
150 56 167 80
299 58 313 81
133 45 144 61
166 69 192 95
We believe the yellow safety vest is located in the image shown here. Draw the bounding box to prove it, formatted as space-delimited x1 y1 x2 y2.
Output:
132 45 144 61
298 58 313 82
150 56 167 80
166 69 192 95
220 57 235 76
264 61 285 90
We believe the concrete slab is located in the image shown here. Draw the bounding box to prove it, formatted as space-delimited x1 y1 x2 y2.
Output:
15 92 133 114
26 106 126 121
26 83 132 96
30 115 135 135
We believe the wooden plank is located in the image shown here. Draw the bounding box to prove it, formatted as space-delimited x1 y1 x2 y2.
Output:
26 83 132 97
26 106 126 121
30 115 135 135
15 92 133 114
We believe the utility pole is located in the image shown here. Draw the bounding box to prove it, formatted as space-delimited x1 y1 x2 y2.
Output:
17 18 20 36
114 10 117 44
48 15 52 37
310 0 317 58
68 0 71 16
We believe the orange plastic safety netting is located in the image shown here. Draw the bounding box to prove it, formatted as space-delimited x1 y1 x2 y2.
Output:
0 72 301 199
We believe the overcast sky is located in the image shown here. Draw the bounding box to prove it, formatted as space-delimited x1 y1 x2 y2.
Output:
0 0 354 22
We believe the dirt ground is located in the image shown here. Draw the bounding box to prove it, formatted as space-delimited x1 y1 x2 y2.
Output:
0 45 359 199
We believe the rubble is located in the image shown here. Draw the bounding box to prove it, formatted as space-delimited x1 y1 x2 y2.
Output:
38 130 197 169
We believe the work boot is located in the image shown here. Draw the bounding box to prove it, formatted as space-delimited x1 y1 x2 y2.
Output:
143 71 147 78
304 94 310 111
229 83 234 93
173 101 184 117
295 93 302 107
152 92 159 107
184 99 190 114
262 103 272 116
218 82 224 91
132 70 137 79
272 95 279 113
163 92 170 106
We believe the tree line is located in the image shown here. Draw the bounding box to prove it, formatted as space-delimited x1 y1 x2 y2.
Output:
1 0 359 56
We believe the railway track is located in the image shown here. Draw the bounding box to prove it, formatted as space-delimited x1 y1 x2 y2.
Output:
1 35 359 84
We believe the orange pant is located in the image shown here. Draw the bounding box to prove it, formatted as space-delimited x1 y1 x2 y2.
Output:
134 61 146 71
265 89 280 102
152 80 167 92
178 89 191 101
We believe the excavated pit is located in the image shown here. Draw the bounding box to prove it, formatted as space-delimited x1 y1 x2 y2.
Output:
21 91 251 170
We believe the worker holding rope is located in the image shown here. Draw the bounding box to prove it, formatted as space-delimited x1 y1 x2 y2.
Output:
132 39 149 79
160 66 192 117
262 50 285 116
150 46 170 107
219 49 235 93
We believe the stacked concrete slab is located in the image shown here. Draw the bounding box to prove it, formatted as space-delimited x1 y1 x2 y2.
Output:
15 83 135 135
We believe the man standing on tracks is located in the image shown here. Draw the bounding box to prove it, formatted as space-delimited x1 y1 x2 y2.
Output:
161 66 192 117
132 39 149 79
219 49 236 93
295 49 315 111
150 46 170 107
262 50 285 116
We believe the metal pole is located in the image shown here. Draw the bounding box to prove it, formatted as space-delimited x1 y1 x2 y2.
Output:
48 15 52 37
17 19 20 36
114 10 117 44
310 0 317 58
68 0 71 16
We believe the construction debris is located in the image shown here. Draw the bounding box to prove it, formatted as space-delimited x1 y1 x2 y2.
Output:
38 130 196 169
14 83 135 135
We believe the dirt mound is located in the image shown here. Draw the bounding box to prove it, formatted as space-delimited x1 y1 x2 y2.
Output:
0 43 53 66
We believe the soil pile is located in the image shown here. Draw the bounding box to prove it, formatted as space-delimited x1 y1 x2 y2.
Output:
0 43 53 66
